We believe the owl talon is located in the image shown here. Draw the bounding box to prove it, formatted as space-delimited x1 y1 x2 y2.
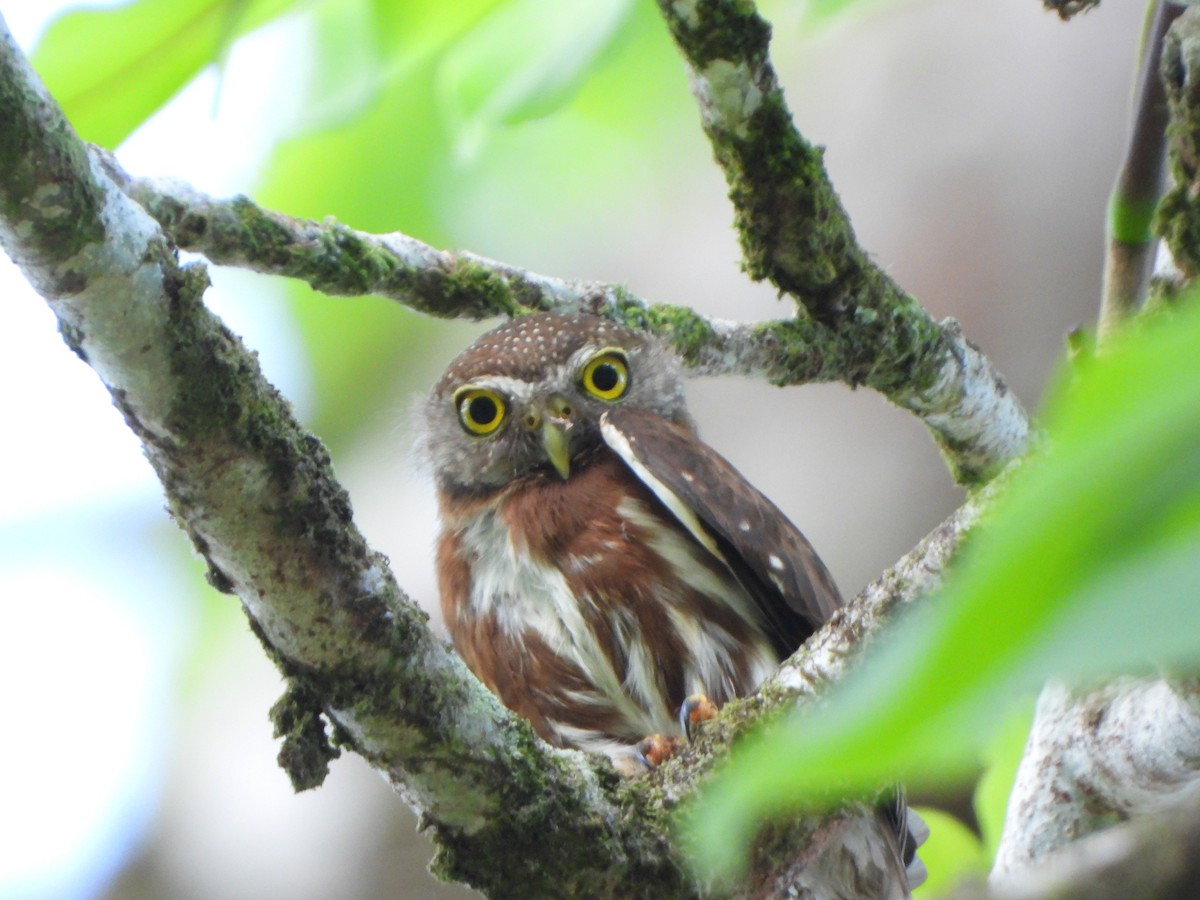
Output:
635 734 683 768
680 693 719 742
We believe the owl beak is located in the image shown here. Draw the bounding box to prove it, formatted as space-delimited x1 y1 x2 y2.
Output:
536 395 573 479
541 421 571 479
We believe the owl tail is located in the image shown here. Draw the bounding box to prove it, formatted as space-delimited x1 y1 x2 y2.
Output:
902 804 931 889
877 785 929 892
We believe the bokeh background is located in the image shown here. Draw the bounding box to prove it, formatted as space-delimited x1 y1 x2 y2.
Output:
0 0 1144 896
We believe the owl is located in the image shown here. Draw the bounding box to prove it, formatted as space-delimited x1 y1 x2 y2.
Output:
422 312 843 763
421 312 925 889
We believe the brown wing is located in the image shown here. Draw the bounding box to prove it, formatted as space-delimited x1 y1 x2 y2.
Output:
600 408 843 657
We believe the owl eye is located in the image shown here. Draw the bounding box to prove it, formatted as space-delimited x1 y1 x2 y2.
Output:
580 350 629 401
454 387 507 436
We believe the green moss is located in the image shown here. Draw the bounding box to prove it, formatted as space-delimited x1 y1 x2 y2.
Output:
1160 20 1200 280
164 263 232 439
0 52 106 286
658 0 768 69
660 310 718 365
229 195 290 259
432 257 524 318
610 301 719 368
753 317 833 385
431 750 692 898
1157 187 1200 277
271 679 340 792
861 293 949 395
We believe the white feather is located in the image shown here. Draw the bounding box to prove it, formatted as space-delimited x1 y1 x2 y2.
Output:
458 509 668 735
600 419 728 564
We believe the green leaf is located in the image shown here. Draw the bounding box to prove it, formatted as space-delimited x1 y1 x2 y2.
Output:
253 0 682 442
685 299 1200 880
435 0 636 160
255 17 479 441
294 0 511 136
974 701 1034 862
32 0 300 148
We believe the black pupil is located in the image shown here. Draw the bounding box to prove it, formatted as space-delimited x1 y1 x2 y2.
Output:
468 395 498 425
592 363 619 392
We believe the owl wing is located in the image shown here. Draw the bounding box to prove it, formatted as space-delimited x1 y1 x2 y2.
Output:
599 408 843 656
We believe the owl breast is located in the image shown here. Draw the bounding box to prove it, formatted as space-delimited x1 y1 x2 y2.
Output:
436 450 778 762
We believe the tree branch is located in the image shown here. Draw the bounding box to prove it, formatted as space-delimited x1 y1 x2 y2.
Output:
0 15 676 897
949 784 1200 900
652 0 1030 485
1098 0 1181 341
977 8 1200 890
1157 6 1200 280
118 166 1027 488
132 0 1034 489
0 11 972 897
99 5 1034 491
992 679 1200 877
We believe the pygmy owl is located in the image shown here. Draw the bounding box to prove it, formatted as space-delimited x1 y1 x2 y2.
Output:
422 312 843 762
422 312 925 889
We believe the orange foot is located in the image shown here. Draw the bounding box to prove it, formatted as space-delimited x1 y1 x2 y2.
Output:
633 695 721 770
635 734 683 769
679 693 718 742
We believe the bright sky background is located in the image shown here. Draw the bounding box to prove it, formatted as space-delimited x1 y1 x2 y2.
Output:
0 4 309 897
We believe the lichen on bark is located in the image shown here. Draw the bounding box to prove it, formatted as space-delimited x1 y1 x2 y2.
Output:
1159 9 1200 278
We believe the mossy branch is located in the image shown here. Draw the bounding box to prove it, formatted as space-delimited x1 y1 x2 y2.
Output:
109 0 1034 487
120 164 1026 486
1041 0 1102 19
0 12 964 898
653 0 1030 483
1158 7 1200 284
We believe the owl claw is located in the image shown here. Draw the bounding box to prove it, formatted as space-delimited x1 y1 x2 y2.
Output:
680 693 719 742
635 734 683 769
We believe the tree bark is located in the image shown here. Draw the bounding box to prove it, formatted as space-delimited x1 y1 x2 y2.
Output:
0 10 967 898
7 1 1197 897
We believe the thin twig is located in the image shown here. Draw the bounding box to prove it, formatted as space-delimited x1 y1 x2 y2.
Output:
1098 0 1182 342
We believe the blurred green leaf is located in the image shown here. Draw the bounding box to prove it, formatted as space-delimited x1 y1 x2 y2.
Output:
436 0 635 160
295 0 510 136
295 0 383 134
257 31 457 441
256 0 682 442
974 700 1034 862
33 0 300 147
685 299 1200 879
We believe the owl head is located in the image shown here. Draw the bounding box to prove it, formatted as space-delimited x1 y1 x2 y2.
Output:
421 313 694 492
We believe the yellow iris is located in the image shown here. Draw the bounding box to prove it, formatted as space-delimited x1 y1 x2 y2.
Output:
580 350 629 401
455 386 506 435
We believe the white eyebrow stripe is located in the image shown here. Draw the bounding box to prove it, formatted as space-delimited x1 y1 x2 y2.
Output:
460 375 534 400
459 366 577 400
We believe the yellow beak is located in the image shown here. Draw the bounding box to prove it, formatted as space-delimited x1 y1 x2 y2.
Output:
541 419 571 479
534 394 573 479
